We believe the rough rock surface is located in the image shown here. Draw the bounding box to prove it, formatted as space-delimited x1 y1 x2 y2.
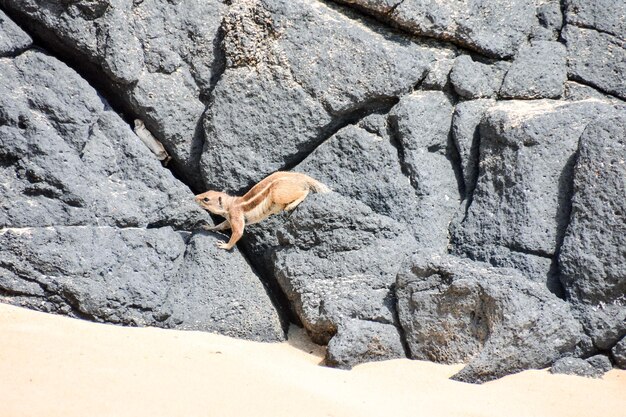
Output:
558 112 626 350
397 254 584 383
0 46 284 342
1 0 228 185
334 0 547 59
562 25 626 100
449 55 508 99
451 99 613 292
1 0 626 381
326 319 407 369
200 0 453 193
612 337 626 369
550 357 606 378
243 192 416 365
500 41 567 99
0 8 31 56
388 91 460 250
451 98 496 195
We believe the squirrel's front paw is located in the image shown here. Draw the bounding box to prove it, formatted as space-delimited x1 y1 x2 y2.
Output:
202 224 216 231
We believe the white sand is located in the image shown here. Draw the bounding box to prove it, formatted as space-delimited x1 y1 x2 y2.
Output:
0 304 624 417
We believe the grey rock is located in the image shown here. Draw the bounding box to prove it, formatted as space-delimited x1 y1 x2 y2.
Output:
612 337 626 369
422 53 457 90
335 0 540 59
0 227 284 341
586 354 613 373
500 41 567 99
326 319 406 369
243 192 416 362
296 120 456 251
565 0 626 40
451 99 613 289
388 91 460 251
563 25 626 100
200 0 452 193
532 1 563 40
559 111 626 350
162 232 285 341
450 56 509 99
397 254 584 383
1 0 228 185
451 99 496 195
563 81 624 104
0 50 207 229
550 357 604 378
0 226 186 324
0 9 32 56
0 48 284 342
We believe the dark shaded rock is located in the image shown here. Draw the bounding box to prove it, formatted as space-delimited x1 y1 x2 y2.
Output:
162 232 285 341
451 99 496 195
562 25 626 100
451 99 613 289
200 0 452 193
0 47 284 342
500 41 567 99
388 91 460 251
244 192 416 361
1 0 227 185
0 226 186 324
297 124 421 237
334 0 540 59
612 337 626 369
564 0 626 40
326 319 406 369
397 254 584 383
550 357 604 378
559 111 626 350
0 49 207 229
0 9 31 56
450 55 508 99
297 117 457 251
586 354 613 374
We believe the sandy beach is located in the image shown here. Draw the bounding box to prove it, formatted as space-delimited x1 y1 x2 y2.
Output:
0 304 623 417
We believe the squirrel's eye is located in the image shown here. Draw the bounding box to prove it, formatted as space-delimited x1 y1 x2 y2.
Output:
203 197 210 203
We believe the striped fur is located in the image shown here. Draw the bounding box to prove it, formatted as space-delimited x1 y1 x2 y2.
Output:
195 171 330 250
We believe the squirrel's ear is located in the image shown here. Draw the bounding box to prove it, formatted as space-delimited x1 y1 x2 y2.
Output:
218 196 223 208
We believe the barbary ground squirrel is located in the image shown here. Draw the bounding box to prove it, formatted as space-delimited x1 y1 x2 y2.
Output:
195 171 330 250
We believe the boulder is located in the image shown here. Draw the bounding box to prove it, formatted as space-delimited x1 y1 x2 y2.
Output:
326 319 406 369
562 25 626 100
0 47 284 342
451 99 496 195
397 254 584 383
500 41 567 99
451 99 613 290
0 9 31 56
550 357 606 378
558 111 626 350
0 0 228 185
564 0 626 40
200 0 452 193
612 337 626 369
334 0 542 59
388 91 460 251
243 192 416 364
450 55 508 99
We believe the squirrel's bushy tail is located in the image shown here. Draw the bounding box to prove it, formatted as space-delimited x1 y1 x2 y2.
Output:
305 176 331 194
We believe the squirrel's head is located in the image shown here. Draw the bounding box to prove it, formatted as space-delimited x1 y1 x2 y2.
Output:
195 190 228 216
